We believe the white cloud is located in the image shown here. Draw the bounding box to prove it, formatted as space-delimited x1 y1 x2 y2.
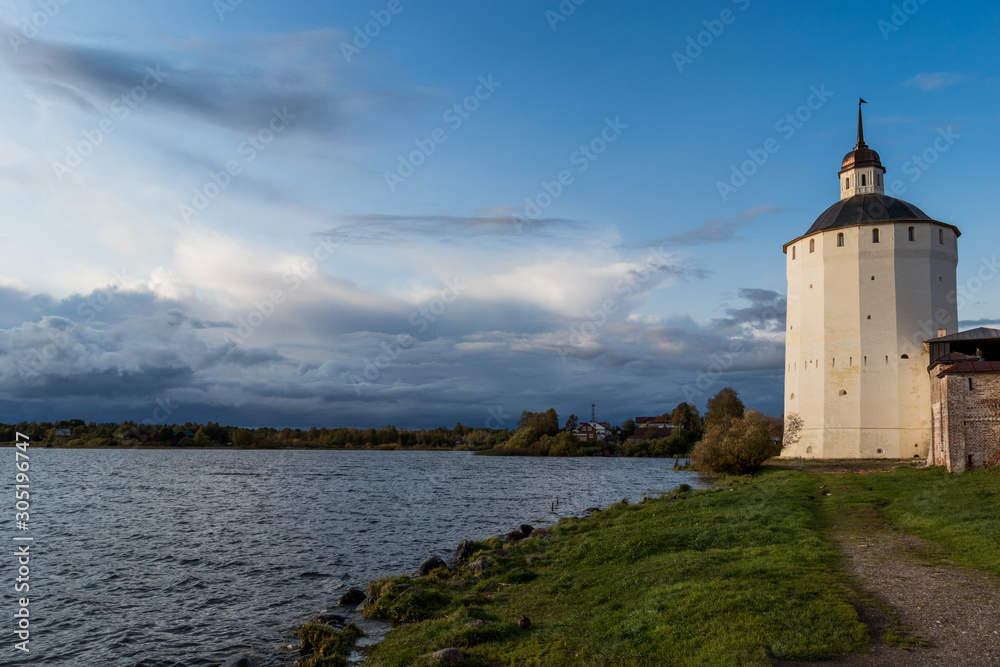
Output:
903 72 966 92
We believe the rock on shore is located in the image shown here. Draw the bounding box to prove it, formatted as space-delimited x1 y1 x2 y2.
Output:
416 556 448 576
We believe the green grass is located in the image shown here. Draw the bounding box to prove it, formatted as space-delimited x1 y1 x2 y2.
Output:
817 464 1000 576
295 621 365 667
365 469 868 666
355 464 1000 665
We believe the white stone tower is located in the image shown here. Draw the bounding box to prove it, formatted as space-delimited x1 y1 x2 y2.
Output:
782 100 960 459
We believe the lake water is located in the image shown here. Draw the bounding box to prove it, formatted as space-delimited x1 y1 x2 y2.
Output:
0 449 704 666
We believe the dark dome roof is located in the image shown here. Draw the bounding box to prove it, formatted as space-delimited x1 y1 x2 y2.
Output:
807 194 933 235
841 146 882 172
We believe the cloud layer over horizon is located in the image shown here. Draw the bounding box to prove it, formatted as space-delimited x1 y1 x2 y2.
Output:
0 221 787 428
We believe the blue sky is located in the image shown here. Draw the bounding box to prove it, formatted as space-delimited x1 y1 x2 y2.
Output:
0 0 997 429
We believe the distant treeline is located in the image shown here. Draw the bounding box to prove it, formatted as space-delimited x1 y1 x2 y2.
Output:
476 408 700 458
0 420 509 450
0 387 751 457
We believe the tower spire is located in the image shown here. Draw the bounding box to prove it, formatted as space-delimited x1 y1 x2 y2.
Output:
857 98 867 147
839 98 883 200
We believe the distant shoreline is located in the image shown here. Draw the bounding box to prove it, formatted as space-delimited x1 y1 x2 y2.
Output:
0 443 462 452
0 443 686 458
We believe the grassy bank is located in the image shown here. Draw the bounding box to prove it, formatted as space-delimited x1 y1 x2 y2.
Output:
360 469 868 666
295 464 1000 665
817 464 1000 576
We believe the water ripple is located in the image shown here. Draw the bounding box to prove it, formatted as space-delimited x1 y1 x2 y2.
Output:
0 449 703 666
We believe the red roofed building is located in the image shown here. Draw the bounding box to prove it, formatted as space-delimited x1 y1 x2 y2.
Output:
572 421 611 442
630 417 676 441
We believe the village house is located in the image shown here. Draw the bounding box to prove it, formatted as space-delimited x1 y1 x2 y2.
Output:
630 416 676 442
571 420 611 442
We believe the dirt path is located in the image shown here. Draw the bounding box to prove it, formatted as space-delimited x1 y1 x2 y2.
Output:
773 477 1000 666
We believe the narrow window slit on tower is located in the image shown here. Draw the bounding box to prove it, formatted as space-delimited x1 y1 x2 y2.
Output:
837 233 844 247
872 228 880 243
908 226 915 241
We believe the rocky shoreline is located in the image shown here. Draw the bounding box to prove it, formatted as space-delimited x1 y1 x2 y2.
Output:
215 491 684 667
262 508 609 667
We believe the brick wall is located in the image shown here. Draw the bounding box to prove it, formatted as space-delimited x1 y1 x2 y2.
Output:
931 371 1000 472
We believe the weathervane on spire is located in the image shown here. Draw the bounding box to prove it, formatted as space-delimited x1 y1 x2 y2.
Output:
857 98 867 147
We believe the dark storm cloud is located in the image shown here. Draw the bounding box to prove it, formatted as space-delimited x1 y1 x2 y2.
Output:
1 31 418 136
0 286 54 328
711 288 787 334
16 366 195 400
320 318 784 429
0 282 786 429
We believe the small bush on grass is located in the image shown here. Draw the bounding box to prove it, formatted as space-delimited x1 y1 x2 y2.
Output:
692 409 792 475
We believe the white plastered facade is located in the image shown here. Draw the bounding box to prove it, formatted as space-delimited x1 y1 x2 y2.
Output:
781 122 959 459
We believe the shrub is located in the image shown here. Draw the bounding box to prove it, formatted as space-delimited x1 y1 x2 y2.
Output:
691 409 784 475
296 621 364 667
545 431 582 456
500 426 541 451
664 428 699 456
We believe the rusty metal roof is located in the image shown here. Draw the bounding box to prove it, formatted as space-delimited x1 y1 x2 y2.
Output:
926 327 1000 343
938 360 1000 375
